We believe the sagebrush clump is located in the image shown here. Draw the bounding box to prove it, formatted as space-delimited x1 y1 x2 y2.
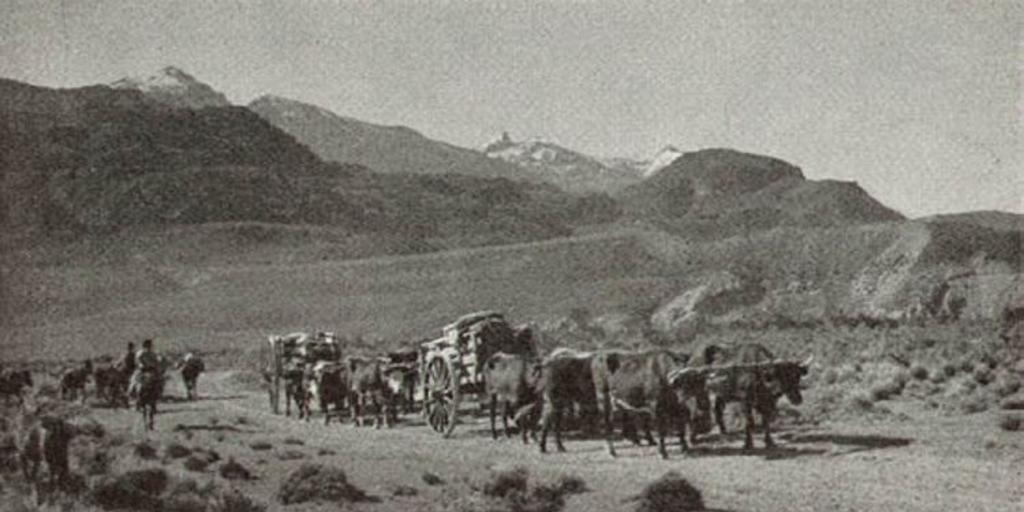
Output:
632 471 705 512
434 467 579 512
277 463 374 505
88 468 169 510
165 442 192 459
220 457 255 480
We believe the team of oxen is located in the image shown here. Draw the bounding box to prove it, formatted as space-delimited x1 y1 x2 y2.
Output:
485 343 811 458
271 340 812 459
269 344 420 429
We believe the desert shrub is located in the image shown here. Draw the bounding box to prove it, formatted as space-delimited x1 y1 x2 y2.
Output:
942 363 958 377
998 415 1022 432
554 474 588 495
391 484 419 497
422 471 445 486
960 395 990 414
210 489 268 512
436 468 574 512
133 441 158 460
482 467 529 498
167 477 215 497
165 442 192 460
959 358 976 373
184 455 211 472
994 373 1022 398
1000 393 1024 410
219 457 255 481
277 463 373 505
164 479 225 512
78 444 112 475
283 437 305 446
929 369 948 384
88 468 169 510
317 448 336 456
163 488 208 512
526 483 568 512
910 365 929 380
973 364 994 386
277 449 306 461
870 379 904 401
235 416 250 426
846 390 875 411
249 441 272 451
632 471 704 512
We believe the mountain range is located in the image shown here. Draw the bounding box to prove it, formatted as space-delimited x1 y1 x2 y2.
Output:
0 66 1019 332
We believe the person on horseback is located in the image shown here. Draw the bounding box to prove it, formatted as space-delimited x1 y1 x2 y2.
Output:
119 341 137 375
128 339 159 400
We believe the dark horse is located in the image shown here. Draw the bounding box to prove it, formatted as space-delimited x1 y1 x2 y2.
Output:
94 365 130 408
179 354 205 401
137 371 163 431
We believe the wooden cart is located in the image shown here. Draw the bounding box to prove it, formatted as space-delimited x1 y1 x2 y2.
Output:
418 311 535 437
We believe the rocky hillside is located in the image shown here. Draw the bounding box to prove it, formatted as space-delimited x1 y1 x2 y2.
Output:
483 132 643 194
0 77 616 250
644 218 1021 340
620 148 905 238
248 96 534 182
111 66 231 109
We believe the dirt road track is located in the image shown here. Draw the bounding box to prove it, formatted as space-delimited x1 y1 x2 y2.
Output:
132 371 1023 512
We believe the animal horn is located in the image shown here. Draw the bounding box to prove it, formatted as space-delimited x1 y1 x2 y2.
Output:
668 367 695 386
801 355 814 368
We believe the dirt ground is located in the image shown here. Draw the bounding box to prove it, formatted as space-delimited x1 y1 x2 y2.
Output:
57 370 1022 512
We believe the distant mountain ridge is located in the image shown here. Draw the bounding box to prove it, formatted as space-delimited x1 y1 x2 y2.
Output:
111 66 231 109
1 68 1020 332
482 132 644 193
0 77 616 249
248 95 535 182
620 148 905 238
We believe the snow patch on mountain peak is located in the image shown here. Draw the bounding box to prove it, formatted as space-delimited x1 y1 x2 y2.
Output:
111 66 230 109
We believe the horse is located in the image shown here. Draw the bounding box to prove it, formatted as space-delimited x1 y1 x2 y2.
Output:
179 353 205 401
0 369 33 405
59 361 93 402
136 371 163 431
93 364 130 408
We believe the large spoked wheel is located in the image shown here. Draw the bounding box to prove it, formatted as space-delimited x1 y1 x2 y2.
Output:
423 356 460 437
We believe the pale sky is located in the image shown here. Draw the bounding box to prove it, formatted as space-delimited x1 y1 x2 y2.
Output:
1 0 1020 217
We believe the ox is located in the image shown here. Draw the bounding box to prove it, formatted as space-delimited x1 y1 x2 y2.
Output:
19 414 73 502
482 352 542 443
679 343 811 450
178 353 205 401
0 369 33 405
590 349 709 459
347 357 392 428
282 364 307 419
533 349 601 454
59 361 93 402
381 349 419 420
304 360 350 425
